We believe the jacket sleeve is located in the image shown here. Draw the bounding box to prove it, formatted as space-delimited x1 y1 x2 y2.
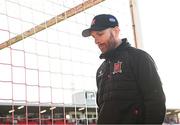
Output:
131 51 166 124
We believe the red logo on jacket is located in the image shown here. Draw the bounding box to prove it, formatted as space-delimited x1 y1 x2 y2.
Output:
113 61 122 74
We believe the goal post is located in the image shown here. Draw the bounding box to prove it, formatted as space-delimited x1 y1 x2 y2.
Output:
0 0 105 50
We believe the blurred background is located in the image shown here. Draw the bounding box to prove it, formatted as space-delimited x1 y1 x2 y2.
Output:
0 0 180 124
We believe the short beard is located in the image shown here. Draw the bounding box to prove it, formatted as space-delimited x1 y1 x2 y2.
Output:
107 32 117 51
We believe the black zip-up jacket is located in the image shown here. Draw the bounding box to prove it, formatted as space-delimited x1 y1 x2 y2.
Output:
96 38 166 124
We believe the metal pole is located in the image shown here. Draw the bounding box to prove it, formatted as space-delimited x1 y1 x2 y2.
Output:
129 0 142 48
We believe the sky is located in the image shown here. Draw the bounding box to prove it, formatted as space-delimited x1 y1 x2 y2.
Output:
137 0 180 109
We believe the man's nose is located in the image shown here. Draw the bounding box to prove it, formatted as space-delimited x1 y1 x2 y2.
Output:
94 37 100 44
95 40 99 44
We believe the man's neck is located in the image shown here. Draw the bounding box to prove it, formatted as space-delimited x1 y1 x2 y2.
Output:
115 38 122 48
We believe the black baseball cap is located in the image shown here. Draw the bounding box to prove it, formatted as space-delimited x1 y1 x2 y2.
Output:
82 14 119 37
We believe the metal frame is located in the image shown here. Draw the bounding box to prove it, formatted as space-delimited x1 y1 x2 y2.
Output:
0 0 105 50
129 0 142 48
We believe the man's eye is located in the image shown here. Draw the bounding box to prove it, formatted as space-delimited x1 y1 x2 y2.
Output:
97 32 104 36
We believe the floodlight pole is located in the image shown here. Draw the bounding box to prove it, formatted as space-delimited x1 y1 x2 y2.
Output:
129 0 142 48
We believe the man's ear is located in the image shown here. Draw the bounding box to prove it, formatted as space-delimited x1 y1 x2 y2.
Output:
113 26 120 37
115 26 120 32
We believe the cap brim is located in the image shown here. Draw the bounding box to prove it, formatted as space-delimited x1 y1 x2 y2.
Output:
82 27 108 37
82 29 91 37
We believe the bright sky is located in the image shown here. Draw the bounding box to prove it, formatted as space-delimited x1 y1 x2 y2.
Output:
137 0 180 109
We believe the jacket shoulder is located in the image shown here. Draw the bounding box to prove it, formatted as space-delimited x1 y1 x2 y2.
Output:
127 47 154 61
127 47 149 56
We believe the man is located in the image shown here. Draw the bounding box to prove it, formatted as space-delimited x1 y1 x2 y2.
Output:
82 14 166 124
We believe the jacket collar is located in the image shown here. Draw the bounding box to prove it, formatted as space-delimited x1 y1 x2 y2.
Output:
99 38 131 60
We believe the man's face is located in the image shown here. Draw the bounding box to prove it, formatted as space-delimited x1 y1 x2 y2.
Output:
91 28 116 54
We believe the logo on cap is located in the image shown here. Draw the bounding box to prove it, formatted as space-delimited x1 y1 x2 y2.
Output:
109 17 116 22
